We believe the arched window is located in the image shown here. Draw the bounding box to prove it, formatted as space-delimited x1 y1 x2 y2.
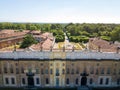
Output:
89 78 93 84
100 78 103 85
105 78 109 85
75 78 78 85
66 78 69 84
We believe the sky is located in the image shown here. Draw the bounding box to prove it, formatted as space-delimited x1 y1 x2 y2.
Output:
0 0 120 23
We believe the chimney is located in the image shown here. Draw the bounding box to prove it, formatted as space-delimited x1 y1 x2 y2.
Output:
98 46 101 52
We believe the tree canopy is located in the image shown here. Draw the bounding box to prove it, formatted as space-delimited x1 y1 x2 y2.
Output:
0 22 120 42
20 34 38 48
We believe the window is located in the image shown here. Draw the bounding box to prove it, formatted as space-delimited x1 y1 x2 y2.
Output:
36 78 40 84
100 78 103 85
117 79 120 85
41 69 44 74
75 78 78 85
16 68 19 74
45 69 48 74
4 63 7 73
21 66 24 73
62 69 65 74
101 68 104 74
90 78 93 84
105 78 109 85
11 78 15 84
50 69 53 74
71 69 74 74
67 68 69 74
46 78 49 84
22 78 25 84
10 64 14 73
56 78 59 85
56 68 59 76
40 63 43 66
36 68 39 74
90 67 94 74
5 78 9 84
66 78 69 84
107 68 110 74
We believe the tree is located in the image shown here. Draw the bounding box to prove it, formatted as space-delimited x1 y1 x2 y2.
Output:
30 26 38 30
20 34 38 48
111 27 120 42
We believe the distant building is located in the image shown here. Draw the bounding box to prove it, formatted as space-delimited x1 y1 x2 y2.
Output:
0 51 120 87
0 30 55 51
89 38 120 52
0 30 29 49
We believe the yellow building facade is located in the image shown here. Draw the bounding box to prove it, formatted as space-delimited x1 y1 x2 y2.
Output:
0 51 120 87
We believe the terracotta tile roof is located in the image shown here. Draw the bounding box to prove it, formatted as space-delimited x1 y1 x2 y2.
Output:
29 32 54 50
30 38 53 50
0 30 29 39
89 38 120 52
